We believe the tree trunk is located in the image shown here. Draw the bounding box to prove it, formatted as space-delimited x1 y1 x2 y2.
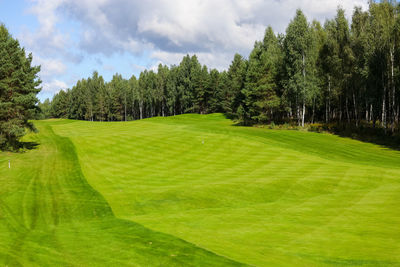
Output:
390 47 395 131
326 100 328 123
345 96 350 124
382 73 387 129
353 91 358 126
382 93 386 129
328 75 331 123
124 96 127 122
296 95 300 126
370 104 373 123
132 93 136 120
381 91 386 129
312 97 315 124
139 100 143 120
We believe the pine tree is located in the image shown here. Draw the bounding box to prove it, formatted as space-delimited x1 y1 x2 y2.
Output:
208 69 222 113
166 66 179 116
156 64 169 117
0 24 41 150
227 54 247 116
92 72 106 121
51 90 70 118
192 64 210 114
243 27 281 124
128 75 138 120
36 98 51 119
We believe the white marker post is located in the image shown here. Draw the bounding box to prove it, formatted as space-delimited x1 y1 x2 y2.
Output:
8 160 10 169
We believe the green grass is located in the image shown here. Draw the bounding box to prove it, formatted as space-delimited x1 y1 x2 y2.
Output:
0 120 244 266
2 114 400 266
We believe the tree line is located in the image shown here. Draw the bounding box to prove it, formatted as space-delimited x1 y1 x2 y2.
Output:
47 1 400 132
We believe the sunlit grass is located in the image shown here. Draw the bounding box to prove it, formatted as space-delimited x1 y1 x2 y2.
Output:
51 113 400 266
0 119 242 266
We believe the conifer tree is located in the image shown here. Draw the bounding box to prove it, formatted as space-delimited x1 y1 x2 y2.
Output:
244 27 281 123
227 54 247 116
0 24 41 150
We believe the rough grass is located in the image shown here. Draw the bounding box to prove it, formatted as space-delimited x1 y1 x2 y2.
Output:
47 113 400 266
0 120 244 266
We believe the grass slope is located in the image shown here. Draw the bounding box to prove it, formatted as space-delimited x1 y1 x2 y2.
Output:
0 120 244 266
51 114 400 266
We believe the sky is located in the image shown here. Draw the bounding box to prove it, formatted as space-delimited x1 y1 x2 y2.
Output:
0 0 369 101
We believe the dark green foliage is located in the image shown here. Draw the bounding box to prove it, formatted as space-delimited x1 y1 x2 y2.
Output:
0 24 41 150
156 64 168 117
227 54 247 116
35 98 52 119
208 69 225 113
51 90 70 118
243 27 281 124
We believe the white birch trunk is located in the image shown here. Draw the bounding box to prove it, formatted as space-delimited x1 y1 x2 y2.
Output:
124 95 127 122
139 100 143 120
382 81 386 129
390 47 395 129
370 104 373 122
353 92 358 126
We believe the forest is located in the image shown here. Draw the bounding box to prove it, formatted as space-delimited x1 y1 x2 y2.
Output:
45 1 400 133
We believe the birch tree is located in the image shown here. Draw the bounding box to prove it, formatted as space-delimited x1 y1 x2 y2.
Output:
283 9 316 126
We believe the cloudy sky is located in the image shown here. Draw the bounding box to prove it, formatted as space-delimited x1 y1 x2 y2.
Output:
0 0 368 101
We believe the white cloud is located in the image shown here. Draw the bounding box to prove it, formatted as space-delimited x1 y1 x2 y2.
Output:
39 0 368 63
22 0 69 55
33 56 67 77
41 79 68 93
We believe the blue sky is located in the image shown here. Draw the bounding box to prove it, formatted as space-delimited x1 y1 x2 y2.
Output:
0 0 368 101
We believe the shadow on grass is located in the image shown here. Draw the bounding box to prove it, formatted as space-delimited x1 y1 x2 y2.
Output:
19 141 40 150
1 141 40 153
223 113 252 127
330 129 400 151
225 113 400 151
306 122 400 151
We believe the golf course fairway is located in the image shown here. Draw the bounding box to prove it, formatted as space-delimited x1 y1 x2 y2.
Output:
0 119 244 266
1 114 400 266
